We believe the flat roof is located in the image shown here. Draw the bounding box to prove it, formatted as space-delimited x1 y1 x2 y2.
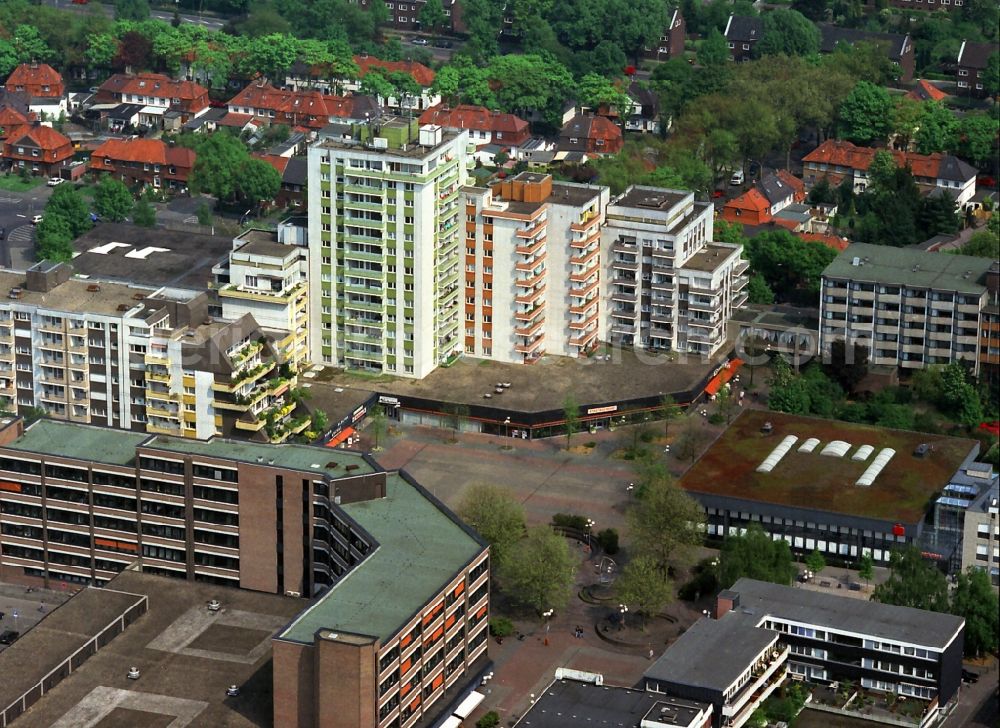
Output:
613 186 689 211
549 182 603 208
682 244 739 273
731 303 820 330
824 243 992 295
729 578 965 649
72 223 233 290
279 472 483 643
6 569 304 728
645 617 777 692
515 679 672 728
143 435 376 475
4 419 149 466
680 410 977 524
0 270 151 317
315 348 724 414
234 239 296 259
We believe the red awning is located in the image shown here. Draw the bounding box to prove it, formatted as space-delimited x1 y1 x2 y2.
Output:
704 359 744 396
325 427 355 448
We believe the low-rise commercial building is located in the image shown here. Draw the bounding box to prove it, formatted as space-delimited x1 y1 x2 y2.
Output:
602 186 748 358
819 243 995 375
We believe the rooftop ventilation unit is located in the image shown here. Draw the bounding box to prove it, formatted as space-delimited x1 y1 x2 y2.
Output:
857 448 895 487
798 438 820 453
852 445 875 462
757 435 798 473
820 440 851 457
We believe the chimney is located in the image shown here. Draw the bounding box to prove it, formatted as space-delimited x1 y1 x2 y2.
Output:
714 589 740 619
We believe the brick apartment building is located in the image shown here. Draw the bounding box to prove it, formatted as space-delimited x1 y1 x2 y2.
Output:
558 114 623 156
0 122 73 176
956 41 994 98
724 16 763 62
353 0 464 33
819 243 995 375
643 9 686 62
802 140 978 208
95 73 210 128
89 138 196 191
0 416 489 728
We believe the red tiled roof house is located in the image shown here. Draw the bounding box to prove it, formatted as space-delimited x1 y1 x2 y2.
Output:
418 105 530 147
558 114 623 156
1 123 73 176
3 63 64 99
226 82 379 130
90 138 196 191
723 188 773 225
95 73 210 129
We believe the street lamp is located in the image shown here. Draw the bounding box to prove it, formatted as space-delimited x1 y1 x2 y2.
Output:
626 482 635 498
542 608 554 644
504 416 511 439
585 518 595 550
619 603 629 630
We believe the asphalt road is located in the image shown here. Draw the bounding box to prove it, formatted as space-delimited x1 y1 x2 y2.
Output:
0 184 53 271
40 0 227 30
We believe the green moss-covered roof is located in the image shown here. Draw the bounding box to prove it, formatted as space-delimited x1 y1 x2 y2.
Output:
824 243 993 295
5 420 148 466
279 473 483 644
144 436 375 475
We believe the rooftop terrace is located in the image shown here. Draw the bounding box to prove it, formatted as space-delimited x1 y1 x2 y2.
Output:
680 410 977 523
279 472 483 644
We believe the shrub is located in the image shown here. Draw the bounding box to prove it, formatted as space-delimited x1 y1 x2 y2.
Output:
584 441 597 448
489 617 514 638
639 430 655 443
596 528 619 555
708 412 725 425
476 712 500 728
552 513 588 530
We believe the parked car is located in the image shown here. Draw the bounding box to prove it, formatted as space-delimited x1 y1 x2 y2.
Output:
47 177 64 187
730 169 745 186
31 215 43 225
411 37 429 45
962 669 979 684
433 39 453 48
0 630 19 645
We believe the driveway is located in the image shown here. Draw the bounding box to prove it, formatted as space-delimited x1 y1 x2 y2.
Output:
0 184 54 270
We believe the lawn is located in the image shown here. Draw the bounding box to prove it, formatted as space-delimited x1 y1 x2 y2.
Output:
679 409 977 523
0 174 44 192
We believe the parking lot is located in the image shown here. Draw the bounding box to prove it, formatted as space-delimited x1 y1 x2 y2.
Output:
0 582 73 653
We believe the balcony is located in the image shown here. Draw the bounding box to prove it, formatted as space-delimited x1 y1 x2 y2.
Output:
514 303 546 321
516 270 546 289
570 225 601 248
515 236 546 256
569 267 598 284
570 247 600 267
611 290 638 304
514 317 545 337
611 256 639 271
515 336 544 354
569 279 600 300
569 299 597 316
515 252 547 272
611 239 638 255
569 309 599 330
611 322 636 335
569 328 598 348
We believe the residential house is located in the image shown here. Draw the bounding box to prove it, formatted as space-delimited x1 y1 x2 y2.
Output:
724 16 763 63
0 89 35 136
558 114 623 157
643 8 686 61
1 122 73 176
254 154 307 208
94 73 210 128
758 170 805 214
89 138 196 191
818 25 914 83
723 171 805 225
802 139 978 208
906 79 949 102
226 81 378 130
956 41 993 98
2 62 67 119
283 55 440 111
625 82 663 134
723 188 772 226
418 104 531 150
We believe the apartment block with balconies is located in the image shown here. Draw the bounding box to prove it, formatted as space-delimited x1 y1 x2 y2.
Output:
602 186 745 357
820 244 994 376
307 119 469 378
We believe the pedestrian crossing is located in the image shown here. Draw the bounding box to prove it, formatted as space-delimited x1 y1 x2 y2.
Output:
7 225 34 245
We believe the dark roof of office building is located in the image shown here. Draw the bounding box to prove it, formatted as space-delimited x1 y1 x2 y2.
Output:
516 679 702 728
729 578 965 649
278 472 483 644
3 419 149 466
680 409 977 524
72 223 233 290
645 616 778 692
823 243 993 295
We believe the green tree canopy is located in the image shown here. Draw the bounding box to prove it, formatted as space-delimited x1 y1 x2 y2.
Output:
487 53 576 127
132 197 156 227
115 0 151 21
756 9 821 57
744 230 836 304
873 546 948 612
94 176 134 222
950 568 999 657
626 470 705 581
45 184 92 238
35 214 75 263
838 81 893 144
616 555 674 627
418 0 448 33
719 524 797 588
457 484 525 566
914 101 959 155
498 525 575 613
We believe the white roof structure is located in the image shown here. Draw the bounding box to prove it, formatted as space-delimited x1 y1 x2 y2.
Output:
857 448 896 487
820 440 851 458
798 438 820 453
757 435 798 473
851 445 875 462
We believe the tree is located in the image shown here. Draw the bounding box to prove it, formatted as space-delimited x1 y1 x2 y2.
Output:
659 394 682 440
131 197 155 227
310 409 329 436
626 470 705 581
984 52 1000 97
432 57 495 107
93 176 133 222
939 362 983 429
577 73 631 116
873 547 949 612
487 53 576 128
792 0 829 21
498 525 575 613
563 394 580 449
673 418 706 464
950 568 999 657
458 484 525 567
748 274 774 305
914 101 958 155
196 200 213 226
115 0 150 21
718 524 797 588
957 231 1000 259
918 193 959 237
858 552 874 587
367 404 388 450
419 0 448 33
954 113 1000 168
698 28 730 67
45 184 92 237
12 24 53 63
236 158 281 211
190 132 250 202
616 555 674 629
805 548 826 575
115 30 153 70
0 39 17 78
716 384 738 425
35 214 75 262
369 0 390 42
744 230 836 304
755 9 821 57
824 340 869 395
838 81 893 144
